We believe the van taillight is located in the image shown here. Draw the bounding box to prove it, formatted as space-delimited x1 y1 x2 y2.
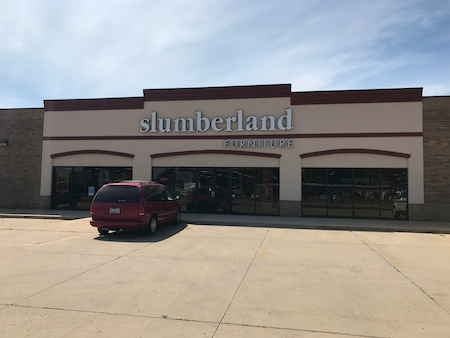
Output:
138 206 145 216
90 204 93 215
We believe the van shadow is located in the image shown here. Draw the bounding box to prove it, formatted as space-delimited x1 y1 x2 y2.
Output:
94 222 188 243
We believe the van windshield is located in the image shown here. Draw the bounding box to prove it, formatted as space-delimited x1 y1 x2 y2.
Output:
94 186 139 203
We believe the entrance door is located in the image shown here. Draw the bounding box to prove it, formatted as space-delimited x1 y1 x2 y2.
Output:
196 168 232 214
231 168 255 214
214 169 232 213
197 169 214 213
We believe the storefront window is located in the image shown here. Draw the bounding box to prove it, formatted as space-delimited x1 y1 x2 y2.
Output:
176 168 197 212
302 168 327 216
301 168 408 219
153 168 176 193
51 167 132 209
152 167 279 215
255 168 279 215
380 169 408 219
327 169 353 217
353 169 381 218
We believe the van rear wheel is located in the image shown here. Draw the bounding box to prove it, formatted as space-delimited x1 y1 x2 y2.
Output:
98 228 109 235
146 217 157 235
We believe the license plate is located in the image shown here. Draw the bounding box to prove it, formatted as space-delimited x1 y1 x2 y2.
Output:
109 208 120 214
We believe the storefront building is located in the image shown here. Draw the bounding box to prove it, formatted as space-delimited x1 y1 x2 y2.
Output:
38 84 425 220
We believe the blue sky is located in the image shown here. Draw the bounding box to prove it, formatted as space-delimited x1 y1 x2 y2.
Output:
1 0 449 108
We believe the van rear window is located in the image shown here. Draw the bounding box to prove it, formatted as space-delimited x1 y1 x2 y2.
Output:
94 186 139 203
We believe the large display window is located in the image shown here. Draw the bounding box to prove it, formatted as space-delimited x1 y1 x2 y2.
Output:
152 167 279 215
52 166 132 209
302 168 408 219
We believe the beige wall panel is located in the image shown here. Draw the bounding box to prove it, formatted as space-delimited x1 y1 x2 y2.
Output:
152 154 279 168
52 154 133 167
295 137 421 156
43 97 292 137
44 108 148 137
301 153 408 168
279 155 302 201
43 100 422 138
294 101 422 134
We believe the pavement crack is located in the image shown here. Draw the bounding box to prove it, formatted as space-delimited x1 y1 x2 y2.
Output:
219 322 389 338
7 304 220 325
211 227 271 337
11 256 123 306
353 231 450 316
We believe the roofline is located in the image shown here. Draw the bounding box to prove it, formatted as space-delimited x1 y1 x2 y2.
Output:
143 84 292 101
0 107 43 111
42 85 424 111
291 88 423 105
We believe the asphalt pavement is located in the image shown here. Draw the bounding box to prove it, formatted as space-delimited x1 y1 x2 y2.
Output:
1 216 449 337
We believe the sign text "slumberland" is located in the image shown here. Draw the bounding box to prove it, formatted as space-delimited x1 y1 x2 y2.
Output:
139 109 293 133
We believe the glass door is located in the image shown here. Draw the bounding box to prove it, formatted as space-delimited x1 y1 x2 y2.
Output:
327 169 354 217
197 168 232 214
197 169 214 213
255 168 279 215
214 169 232 213
231 169 255 214
175 168 197 213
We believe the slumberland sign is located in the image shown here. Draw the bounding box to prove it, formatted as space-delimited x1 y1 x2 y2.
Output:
139 108 294 148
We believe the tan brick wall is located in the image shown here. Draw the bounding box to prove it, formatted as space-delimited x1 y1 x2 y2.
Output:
0 108 48 208
423 97 450 220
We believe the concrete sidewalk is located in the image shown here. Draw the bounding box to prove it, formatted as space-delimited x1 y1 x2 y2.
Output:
1 208 450 233
183 213 450 234
0 209 90 220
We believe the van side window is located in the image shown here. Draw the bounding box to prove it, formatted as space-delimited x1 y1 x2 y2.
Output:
144 185 170 202
165 188 174 201
144 186 159 202
159 188 168 201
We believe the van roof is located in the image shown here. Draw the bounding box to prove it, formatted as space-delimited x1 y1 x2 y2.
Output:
121 180 156 184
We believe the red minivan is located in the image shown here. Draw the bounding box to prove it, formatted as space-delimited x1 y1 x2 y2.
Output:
90 181 181 235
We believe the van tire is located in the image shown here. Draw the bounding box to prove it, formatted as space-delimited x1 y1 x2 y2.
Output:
174 209 181 225
98 228 109 235
146 217 157 235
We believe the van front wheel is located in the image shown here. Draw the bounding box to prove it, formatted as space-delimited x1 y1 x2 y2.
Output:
175 209 181 225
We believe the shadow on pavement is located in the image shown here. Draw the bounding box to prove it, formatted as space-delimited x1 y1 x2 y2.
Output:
94 222 188 243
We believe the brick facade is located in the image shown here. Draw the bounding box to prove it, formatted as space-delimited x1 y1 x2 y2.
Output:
423 96 450 221
0 108 48 209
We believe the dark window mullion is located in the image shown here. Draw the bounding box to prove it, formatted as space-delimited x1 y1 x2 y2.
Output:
351 168 354 217
378 169 382 218
326 168 329 217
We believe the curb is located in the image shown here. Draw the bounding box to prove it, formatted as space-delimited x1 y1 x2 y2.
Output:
314 224 450 234
0 213 62 220
186 220 450 234
0 214 89 220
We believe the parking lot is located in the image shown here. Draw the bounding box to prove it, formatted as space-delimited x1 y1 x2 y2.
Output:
1 217 450 337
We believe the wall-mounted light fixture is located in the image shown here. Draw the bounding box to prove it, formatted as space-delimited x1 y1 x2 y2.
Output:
0 139 8 147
